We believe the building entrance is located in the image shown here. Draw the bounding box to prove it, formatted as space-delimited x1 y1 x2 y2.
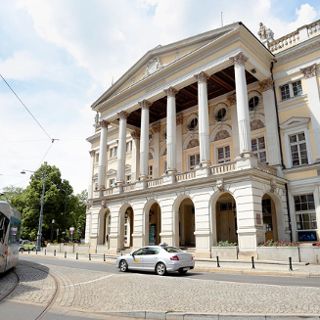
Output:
178 198 195 247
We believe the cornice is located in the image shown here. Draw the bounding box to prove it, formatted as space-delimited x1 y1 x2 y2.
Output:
274 35 320 64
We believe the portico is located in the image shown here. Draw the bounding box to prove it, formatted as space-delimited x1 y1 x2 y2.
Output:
86 21 294 257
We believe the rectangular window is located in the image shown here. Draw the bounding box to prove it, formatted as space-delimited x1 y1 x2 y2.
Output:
126 141 132 153
109 147 117 158
251 137 266 163
289 132 308 166
294 194 317 234
280 81 303 101
109 178 115 188
292 80 302 97
217 146 230 164
148 165 153 178
189 153 200 170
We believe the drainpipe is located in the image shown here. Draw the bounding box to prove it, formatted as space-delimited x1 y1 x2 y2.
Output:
270 60 293 242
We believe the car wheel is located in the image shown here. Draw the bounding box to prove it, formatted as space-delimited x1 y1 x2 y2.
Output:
178 268 188 274
155 262 166 276
119 259 128 272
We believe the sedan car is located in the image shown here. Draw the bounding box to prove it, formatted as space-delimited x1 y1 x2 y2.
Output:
19 240 36 252
116 244 194 276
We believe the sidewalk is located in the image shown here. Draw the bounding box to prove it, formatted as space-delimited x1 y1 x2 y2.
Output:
22 249 320 277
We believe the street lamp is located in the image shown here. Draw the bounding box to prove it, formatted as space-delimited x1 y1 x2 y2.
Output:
21 169 46 251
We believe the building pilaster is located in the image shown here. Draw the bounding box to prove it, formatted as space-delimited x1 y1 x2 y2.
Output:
176 115 183 173
301 64 320 162
151 124 161 178
130 129 140 182
259 78 282 166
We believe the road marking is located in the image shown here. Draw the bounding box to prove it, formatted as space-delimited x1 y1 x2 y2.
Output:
63 274 114 287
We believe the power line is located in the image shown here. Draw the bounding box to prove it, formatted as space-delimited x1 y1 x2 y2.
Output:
0 73 53 141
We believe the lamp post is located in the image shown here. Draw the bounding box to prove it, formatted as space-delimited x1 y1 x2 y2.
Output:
21 169 46 251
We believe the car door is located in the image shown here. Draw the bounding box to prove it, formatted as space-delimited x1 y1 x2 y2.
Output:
143 247 160 270
129 248 147 270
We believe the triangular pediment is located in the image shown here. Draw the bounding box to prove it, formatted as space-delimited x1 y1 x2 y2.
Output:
92 22 240 109
280 116 310 129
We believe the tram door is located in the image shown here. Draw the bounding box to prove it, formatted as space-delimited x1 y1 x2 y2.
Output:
0 212 10 273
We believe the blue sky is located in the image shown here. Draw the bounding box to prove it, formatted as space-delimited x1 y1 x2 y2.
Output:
0 0 319 194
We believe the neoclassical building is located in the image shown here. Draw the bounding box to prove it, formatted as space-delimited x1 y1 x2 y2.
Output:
85 20 320 257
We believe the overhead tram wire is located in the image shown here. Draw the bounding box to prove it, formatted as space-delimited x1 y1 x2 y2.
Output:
0 73 57 143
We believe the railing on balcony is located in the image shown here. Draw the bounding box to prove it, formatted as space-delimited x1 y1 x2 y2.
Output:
269 19 320 53
176 170 196 182
210 161 236 175
91 160 278 198
147 177 163 188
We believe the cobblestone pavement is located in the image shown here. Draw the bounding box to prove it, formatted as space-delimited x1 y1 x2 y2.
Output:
2 261 320 317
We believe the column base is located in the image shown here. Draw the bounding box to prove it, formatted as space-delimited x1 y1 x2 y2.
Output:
235 152 258 170
196 166 210 178
162 172 176 184
135 180 147 190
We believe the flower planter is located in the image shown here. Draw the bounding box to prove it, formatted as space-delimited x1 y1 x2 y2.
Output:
211 246 238 259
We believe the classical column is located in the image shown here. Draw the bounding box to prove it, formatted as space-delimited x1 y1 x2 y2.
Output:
165 87 178 173
97 120 108 189
259 78 282 166
230 52 251 155
88 150 95 198
139 100 151 180
301 64 320 162
195 72 210 166
176 114 183 172
130 129 140 182
116 111 128 185
228 94 239 159
151 124 161 178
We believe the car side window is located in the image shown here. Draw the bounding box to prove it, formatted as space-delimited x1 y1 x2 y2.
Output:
145 248 159 255
133 248 148 256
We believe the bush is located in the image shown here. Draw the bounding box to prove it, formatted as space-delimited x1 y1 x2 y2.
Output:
260 240 299 247
217 240 237 247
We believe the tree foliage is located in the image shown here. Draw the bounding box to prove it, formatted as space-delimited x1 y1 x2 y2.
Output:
1 163 87 242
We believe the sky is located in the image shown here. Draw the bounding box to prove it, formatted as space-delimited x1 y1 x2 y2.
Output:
0 0 319 195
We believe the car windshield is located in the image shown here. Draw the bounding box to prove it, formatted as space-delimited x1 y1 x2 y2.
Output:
163 246 182 253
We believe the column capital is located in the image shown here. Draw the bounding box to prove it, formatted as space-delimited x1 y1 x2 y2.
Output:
130 129 140 140
176 114 183 125
99 120 109 128
138 99 151 109
230 52 248 66
301 63 318 79
226 94 236 106
164 86 178 97
194 71 209 83
151 124 161 134
259 78 273 92
118 111 128 120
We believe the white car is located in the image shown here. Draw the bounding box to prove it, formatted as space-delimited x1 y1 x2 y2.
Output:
116 245 195 276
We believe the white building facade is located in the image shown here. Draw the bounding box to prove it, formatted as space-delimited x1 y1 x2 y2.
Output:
85 20 320 258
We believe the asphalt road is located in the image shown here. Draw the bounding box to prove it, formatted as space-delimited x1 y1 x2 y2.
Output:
21 255 320 288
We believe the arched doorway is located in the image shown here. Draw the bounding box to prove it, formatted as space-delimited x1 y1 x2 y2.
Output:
124 207 134 248
178 198 195 247
216 193 237 244
98 209 110 246
262 194 278 241
147 203 161 245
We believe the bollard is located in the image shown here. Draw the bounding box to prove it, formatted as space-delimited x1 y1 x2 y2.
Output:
251 256 255 269
289 257 293 271
76 252 78 260
54 249 56 257
89 253 91 261
64 251 67 259
36 250 38 255
103 254 106 262
216 256 220 268
44 249 46 256
28 249 30 255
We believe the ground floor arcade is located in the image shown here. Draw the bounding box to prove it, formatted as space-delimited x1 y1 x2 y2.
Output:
85 173 293 257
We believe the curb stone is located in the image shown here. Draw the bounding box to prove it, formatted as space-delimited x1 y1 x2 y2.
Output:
101 312 320 320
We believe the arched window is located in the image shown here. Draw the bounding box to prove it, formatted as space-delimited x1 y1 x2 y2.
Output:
187 117 198 131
